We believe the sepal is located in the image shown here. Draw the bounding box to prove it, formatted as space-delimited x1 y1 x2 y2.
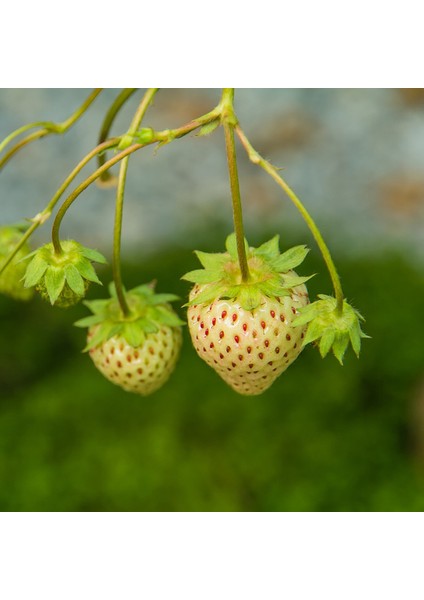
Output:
292 295 369 363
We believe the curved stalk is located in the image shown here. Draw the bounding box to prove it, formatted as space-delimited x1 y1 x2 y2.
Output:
235 125 344 314
112 88 158 316
97 88 137 185
0 89 102 170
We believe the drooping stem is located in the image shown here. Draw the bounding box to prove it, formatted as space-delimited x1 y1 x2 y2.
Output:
0 138 120 274
51 143 143 255
0 89 102 170
220 89 250 282
236 125 344 314
112 88 158 316
97 88 137 185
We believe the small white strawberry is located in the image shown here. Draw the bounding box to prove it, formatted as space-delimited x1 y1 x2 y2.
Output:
183 234 312 395
75 283 183 396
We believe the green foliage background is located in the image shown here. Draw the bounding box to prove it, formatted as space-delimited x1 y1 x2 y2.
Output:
1 230 423 511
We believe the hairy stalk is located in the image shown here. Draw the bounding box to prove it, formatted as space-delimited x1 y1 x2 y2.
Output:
113 88 158 317
0 89 102 170
235 125 344 314
0 138 120 274
51 102 222 256
220 89 250 282
97 88 137 186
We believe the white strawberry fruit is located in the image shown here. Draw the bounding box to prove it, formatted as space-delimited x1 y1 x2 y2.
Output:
75 283 183 396
183 234 312 395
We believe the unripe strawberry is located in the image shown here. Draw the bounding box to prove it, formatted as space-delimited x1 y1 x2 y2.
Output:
183 234 313 395
0 225 34 301
75 283 184 396
23 240 106 307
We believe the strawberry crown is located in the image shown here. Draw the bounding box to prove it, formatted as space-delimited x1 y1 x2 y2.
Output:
22 240 106 306
292 294 370 364
75 282 184 351
182 233 313 311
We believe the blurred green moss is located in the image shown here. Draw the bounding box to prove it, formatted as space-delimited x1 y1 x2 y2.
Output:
0 231 423 511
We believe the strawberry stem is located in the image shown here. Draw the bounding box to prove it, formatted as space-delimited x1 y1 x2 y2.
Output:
97 88 138 186
0 89 103 171
113 88 159 318
235 125 345 314
221 89 250 283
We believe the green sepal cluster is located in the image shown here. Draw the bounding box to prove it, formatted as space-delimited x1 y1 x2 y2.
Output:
182 233 313 311
22 240 107 308
75 282 185 351
292 294 370 364
0 224 34 301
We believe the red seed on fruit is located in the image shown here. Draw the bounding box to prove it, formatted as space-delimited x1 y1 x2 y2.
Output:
221 310 227 319
234 335 239 343
219 331 224 339
242 323 247 332
226 346 231 353
212 318 216 326
264 340 270 348
286 334 291 341
247 346 252 354
275 347 280 354
270 310 275 318
261 321 266 329
232 313 237 322
258 352 264 359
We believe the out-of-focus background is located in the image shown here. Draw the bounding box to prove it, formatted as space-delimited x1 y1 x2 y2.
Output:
0 88 423 511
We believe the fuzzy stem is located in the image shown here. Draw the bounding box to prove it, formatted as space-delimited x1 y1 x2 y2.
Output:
220 89 250 282
235 125 344 314
0 138 120 275
112 88 158 317
97 89 137 185
0 89 102 170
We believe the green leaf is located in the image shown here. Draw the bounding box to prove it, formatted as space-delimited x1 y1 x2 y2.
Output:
74 314 105 328
196 120 220 137
80 247 107 264
237 286 263 311
149 293 180 305
194 250 228 270
302 319 325 346
257 279 290 298
76 259 102 284
23 255 48 287
65 264 85 296
123 322 145 348
44 267 66 304
271 245 309 272
136 317 159 334
332 333 350 365
349 321 362 357
254 235 280 260
186 282 224 306
225 233 249 261
181 269 222 284
318 328 336 358
84 321 122 351
153 306 185 327
281 272 314 289
83 298 110 315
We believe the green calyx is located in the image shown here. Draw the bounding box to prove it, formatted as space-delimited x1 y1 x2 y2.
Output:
22 240 107 307
0 225 34 301
182 233 313 311
292 294 370 364
75 283 185 351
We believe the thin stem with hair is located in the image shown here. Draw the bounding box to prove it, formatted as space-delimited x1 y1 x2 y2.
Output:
220 88 250 282
235 125 345 314
0 89 103 170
